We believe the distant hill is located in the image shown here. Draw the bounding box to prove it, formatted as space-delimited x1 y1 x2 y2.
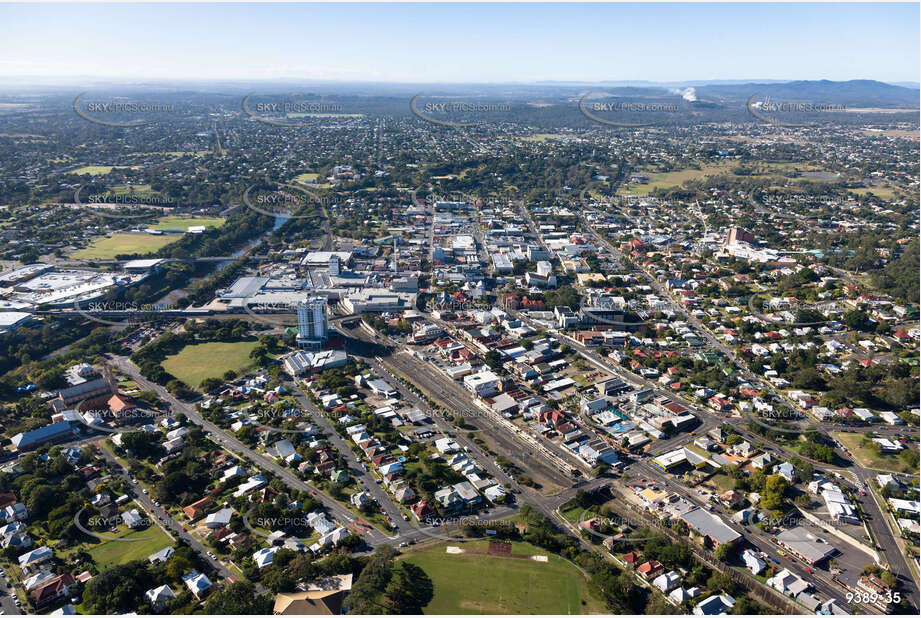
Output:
695 79 919 108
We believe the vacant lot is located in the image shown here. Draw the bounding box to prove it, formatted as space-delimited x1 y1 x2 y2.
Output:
88 525 173 569
832 432 917 474
162 340 259 388
401 540 604 614
150 216 225 231
71 233 176 259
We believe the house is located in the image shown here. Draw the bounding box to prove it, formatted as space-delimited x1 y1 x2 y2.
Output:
741 549 766 575
181 571 212 598
30 573 77 608
751 453 775 470
393 486 416 503
856 574 895 612
182 496 214 521
2 502 28 522
18 546 54 571
205 508 234 529
621 552 643 568
731 441 752 458
653 570 681 592
253 546 280 569
693 594 735 615
2 531 33 550
776 462 795 482
670 587 701 603
636 560 664 580
122 509 146 529
272 573 353 615
148 546 175 565
233 475 268 497
145 584 176 610
767 568 810 597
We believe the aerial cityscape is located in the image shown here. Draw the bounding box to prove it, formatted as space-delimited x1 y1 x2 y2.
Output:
0 2 918 616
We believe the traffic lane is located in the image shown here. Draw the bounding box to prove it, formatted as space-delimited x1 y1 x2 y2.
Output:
288 383 408 533
0 574 22 615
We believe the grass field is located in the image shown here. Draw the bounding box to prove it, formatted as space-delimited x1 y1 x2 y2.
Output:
521 133 564 142
832 432 917 474
295 172 320 182
71 233 176 259
87 525 173 569
619 161 841 196
161 340 259 388
71 165 138 175
849 186 901 200
150 216 225 231
111 184 152 194
619 163 732 195
401 540 605 614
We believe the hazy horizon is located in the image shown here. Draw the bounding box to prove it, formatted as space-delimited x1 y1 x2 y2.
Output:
0 3 918 83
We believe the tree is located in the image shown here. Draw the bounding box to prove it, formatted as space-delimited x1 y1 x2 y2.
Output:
714 543 733 562
385 562 433 613
203 582 273 614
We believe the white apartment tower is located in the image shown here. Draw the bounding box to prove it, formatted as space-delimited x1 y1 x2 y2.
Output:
296 297 329 349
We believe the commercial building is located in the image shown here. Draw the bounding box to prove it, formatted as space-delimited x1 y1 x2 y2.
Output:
776 527 836 565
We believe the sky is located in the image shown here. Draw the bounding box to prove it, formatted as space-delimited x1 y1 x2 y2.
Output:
0 2 918 83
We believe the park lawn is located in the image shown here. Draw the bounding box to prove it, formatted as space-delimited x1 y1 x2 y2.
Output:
70 233 176 259
401 540 605 614
88 525 173 569
161 340 260 389
71 165 138 175
295 172 320 182
150 215 225 231
832 432 917 474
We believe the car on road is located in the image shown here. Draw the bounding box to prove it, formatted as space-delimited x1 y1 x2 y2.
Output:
142 488 148 494
207 551 217 560
398 542 408 547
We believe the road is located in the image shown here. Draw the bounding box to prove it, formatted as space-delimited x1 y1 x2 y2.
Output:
286 380 410 534
94 443 243 587
104 354 390 546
